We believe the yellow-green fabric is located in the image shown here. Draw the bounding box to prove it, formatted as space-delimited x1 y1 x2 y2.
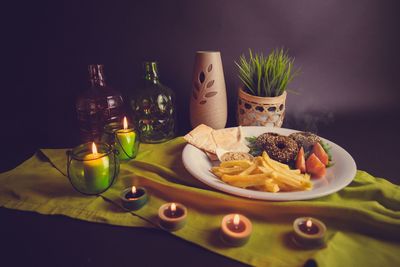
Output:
0 137 399 267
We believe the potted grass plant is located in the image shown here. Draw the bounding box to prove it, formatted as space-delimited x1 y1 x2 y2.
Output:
235 48 299 127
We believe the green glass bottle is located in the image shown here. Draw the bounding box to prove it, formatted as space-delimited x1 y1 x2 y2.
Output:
130 62 176 143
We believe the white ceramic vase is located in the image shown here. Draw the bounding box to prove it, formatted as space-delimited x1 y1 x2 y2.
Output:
190 51 227 129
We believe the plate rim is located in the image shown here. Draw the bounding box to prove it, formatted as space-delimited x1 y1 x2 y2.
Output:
182 126 357 201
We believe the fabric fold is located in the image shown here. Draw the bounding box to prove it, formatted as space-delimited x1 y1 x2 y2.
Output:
1 137 399 267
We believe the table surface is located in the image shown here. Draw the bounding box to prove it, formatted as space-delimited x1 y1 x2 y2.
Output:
1 110 398 267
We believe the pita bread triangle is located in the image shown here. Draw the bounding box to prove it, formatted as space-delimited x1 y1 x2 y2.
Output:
184 124 249 155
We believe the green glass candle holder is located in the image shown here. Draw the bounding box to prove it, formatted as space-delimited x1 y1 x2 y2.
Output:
101 121 140 161
67 142 119 195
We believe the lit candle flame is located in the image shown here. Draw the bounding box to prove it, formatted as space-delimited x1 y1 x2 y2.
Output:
92 142 98 155
306 219 312 228
131 186 136 195
233 214 240 226
170 203 176 212
123 116 128 130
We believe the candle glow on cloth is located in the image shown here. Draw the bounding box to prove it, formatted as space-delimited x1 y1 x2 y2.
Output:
158 202 187 231
220 214 252 246
115 116 137 160
83 142 110 193
121 185 148 210
293 217 326 248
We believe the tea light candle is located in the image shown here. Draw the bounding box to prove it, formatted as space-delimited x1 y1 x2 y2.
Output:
121 186 148 210
115 116 137 160
158 202 187 231
293 217 326 248
220 214 252 246
83 142 110 192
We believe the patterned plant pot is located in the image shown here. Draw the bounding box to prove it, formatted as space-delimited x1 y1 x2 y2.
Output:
237 88 287 127
190 51 227 129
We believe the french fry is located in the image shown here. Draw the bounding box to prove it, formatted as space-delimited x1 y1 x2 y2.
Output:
262 152 309 182
254 179 280 193
257 166 274 176
271 171 312 190
211 166 246 175
261 151 291 169
211 153 313 193
239 163 257 175
221 173 271 188
220 160 253 168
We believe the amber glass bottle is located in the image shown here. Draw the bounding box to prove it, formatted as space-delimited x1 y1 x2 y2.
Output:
130 62 176 143
76 64 124 142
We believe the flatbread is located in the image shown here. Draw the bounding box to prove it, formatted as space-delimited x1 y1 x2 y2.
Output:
184 124 250 157
184 124 216 154
211 126 249 153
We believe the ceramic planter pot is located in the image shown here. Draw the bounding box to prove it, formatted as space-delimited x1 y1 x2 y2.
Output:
190 51 227 129
237 89 287 127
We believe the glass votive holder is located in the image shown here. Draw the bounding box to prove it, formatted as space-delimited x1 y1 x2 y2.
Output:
67 142 119 195
101 122 140 161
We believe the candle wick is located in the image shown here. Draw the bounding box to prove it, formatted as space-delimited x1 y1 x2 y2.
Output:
231 219 239 230
170 208 175 216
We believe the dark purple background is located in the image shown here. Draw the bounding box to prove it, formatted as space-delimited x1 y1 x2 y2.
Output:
3 0 400 176
2 0 399 175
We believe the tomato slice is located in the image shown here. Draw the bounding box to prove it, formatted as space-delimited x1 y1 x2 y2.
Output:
312 142 329 166
295 147 306 173
306 153 326 178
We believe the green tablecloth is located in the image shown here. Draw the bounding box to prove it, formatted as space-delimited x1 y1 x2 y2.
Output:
0 137 399 266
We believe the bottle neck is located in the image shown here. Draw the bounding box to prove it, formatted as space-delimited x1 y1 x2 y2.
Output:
144 62 159 84
88 64 106 87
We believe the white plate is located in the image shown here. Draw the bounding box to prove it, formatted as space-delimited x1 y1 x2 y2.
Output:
182 126 357 201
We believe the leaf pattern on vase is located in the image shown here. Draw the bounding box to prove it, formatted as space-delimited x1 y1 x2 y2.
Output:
193 66 218 104
199 72 205 83
205 91 217 98
206 80 214 88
